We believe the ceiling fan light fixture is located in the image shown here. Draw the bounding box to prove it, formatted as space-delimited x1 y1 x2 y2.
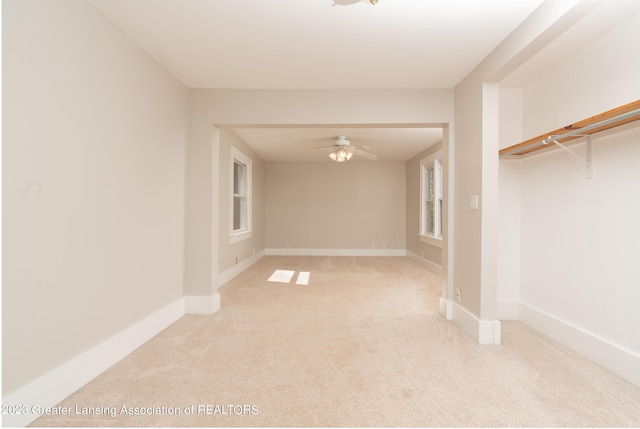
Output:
325 135 374 162
329 147 353 162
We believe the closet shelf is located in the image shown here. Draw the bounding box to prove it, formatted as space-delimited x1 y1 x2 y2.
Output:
499 99 640 158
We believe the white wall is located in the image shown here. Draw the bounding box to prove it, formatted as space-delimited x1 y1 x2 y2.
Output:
519 127 640 349
265 161 406 252
497 88 523 319
2 0 188 395
450 0 608 344
521 10 640 138
509 10 640 384
453 75 495 321
218 129 265 273
185 89 454 298
406 144 443 269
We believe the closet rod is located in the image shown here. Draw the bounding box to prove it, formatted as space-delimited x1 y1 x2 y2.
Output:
541 108 640 145
499 106 640 158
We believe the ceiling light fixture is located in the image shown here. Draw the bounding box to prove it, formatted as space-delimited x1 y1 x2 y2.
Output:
329 148 354 162
367 0 379 4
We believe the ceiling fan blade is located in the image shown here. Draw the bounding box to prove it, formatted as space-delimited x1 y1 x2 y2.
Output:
332 0 361 5
314 146 335 151
353 148 377 160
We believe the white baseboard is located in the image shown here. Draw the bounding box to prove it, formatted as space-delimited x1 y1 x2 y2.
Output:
1 298 185 428
448 300 501 345
264 248 406 257
217 250 265 287
439 297 452 319
519 302 640 389
405 251 442 275
497 299 520 320
184 293 221 315
184 251 264 316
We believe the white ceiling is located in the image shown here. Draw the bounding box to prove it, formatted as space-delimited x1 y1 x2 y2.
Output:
87 0 545 162
228 126 443 162
88 0 545 90
87 0 637 162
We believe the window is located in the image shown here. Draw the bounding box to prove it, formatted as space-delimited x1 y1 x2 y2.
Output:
230 147 252 243
420 152 443 246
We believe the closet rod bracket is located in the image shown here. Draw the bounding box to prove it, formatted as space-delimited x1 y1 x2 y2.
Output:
542 135 595 179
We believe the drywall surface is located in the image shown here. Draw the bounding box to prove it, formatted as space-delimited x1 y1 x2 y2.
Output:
218 129 265 273
185 88 454 296
2 0 188 394
519 126 640 354
517 10 640 355
265 161 406 251
453 78 485 318
497 88 523 318
406 144 443 267
521 10 640 138
451 0 605 326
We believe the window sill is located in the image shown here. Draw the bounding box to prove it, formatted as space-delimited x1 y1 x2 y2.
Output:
229 230 252 244
419 234 443 248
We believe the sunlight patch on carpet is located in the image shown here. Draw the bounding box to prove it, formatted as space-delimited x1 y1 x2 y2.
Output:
267 269 296 283
267 269 311 285
295 271 310 285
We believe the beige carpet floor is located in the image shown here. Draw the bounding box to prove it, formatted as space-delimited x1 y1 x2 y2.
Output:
31 256 640 427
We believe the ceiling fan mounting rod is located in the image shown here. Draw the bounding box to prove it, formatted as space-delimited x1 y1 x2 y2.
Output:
336 135 350 146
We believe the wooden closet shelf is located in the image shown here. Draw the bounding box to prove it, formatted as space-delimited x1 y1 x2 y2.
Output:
499 99 640 158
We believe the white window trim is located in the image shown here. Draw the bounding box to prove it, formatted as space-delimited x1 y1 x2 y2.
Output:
230 147 252 244
420 233 443 248
419 150 443 248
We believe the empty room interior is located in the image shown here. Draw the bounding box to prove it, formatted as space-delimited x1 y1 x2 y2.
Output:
3 0 640 427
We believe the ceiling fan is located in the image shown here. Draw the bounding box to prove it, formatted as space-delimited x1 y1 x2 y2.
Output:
315 136 378 162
